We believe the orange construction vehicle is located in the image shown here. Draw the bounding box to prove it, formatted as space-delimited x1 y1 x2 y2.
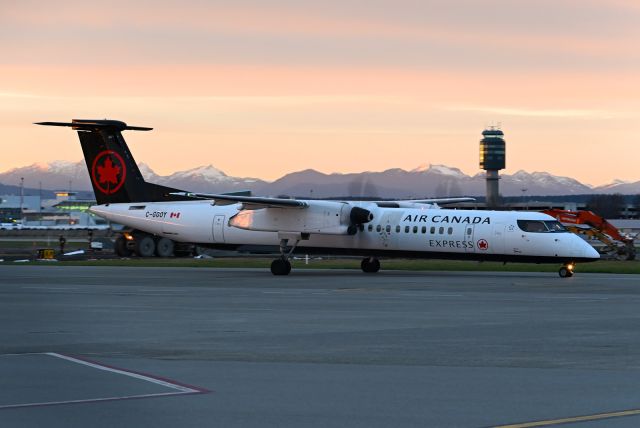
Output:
542 209 636 261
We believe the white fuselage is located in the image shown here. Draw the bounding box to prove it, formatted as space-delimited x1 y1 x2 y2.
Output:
91 200 599 262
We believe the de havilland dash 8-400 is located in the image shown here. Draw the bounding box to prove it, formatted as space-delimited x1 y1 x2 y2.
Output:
37 119 599 277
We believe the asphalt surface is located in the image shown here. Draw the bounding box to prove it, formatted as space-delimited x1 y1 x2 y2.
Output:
1 265 640 427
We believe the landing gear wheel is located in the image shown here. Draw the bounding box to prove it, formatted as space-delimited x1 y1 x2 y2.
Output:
361 257 381 273
155 237 175 257
271 258 292 276
134 235 156 257
114 235 132 257
559 266 574 278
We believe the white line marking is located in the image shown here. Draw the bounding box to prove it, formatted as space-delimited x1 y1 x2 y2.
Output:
46 353 198 393
0 353 207 410
0 352 45 357
0 392 183 410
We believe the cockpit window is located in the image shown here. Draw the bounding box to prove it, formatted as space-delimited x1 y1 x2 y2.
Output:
544 221 566 232
517 220 567 233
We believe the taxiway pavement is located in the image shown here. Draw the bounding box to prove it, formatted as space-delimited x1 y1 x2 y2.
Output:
1 265 640 427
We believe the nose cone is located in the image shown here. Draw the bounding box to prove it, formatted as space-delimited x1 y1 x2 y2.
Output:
583 242 600 260
568 234 599 261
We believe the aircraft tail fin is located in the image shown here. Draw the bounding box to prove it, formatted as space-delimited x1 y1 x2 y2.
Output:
35 119 187 204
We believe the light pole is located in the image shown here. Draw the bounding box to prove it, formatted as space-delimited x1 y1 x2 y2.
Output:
19 177 24 221
39 181 42 226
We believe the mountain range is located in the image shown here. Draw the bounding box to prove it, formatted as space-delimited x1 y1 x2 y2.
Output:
1 160 638 198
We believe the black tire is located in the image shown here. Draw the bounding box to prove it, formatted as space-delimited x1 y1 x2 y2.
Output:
361 257 380 273
134 235 156 257
114 236 132 257
155 237 175 257
558 267 573 278
271 259 291 275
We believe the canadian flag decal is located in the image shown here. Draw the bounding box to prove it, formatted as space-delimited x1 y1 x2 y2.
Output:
170 212 181 219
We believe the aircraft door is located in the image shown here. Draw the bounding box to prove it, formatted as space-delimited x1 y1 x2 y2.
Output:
464 225 475 252
212 214 226 243
491 224 505 254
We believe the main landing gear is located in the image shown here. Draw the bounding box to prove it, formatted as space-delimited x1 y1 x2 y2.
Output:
361 257 380 273
114 231 194 258
558 263 575 278
270 237 300 276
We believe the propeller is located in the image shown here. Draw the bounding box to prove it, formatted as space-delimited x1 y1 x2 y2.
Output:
347 175 379 199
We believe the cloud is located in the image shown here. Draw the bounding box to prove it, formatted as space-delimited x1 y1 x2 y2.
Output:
1 1 638 70
445 105 622 119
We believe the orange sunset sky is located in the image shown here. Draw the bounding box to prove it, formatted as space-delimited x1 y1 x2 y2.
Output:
1 0 639 185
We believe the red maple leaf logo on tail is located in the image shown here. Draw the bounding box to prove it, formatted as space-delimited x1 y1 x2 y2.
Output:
97 157 121 185
91 150 127 195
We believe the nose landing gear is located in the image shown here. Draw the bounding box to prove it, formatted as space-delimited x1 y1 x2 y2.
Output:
558 263 575 278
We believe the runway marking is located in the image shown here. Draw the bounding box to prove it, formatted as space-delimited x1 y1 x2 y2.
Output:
0 391 187 410
48 353 201 393
0 353 209 410
399 293 463 298
493 408 640 427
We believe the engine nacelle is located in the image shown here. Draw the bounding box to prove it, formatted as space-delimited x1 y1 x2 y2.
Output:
229 201 373 235
350 206 374 224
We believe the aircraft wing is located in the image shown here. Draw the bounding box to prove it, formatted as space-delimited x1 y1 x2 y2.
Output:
170 192 308 209
173 192 474 209
375 197 475 207
399 197 475 205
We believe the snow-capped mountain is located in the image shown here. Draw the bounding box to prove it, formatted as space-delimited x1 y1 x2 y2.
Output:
501 170 593 195
155 165 265 192
1 160 638 197
0 161 266 194
0 161 89 190
412 164 468 178
594 179 640 195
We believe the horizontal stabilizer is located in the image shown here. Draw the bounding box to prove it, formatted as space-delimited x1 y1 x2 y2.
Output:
35 119 152 132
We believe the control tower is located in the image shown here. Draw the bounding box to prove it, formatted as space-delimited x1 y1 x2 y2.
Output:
479 127 506 208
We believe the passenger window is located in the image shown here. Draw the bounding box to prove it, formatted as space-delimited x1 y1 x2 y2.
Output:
439 227 444 234
421 226 426 234
467 228 472 235
376 225 381 232
368 224 373 232
405 226 410 233
396 225 400 233
448 227 453 235
413 226 418 233
386 225 391 233
430 226 435 234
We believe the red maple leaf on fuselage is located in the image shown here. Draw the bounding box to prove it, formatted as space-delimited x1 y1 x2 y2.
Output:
97 157 121 185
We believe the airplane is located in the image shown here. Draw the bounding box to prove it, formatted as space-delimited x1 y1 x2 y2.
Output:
36 119 600 278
